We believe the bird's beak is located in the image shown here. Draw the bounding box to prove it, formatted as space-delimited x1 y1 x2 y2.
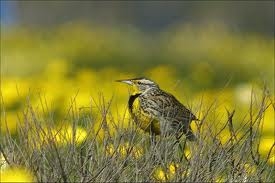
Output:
115 79 133 85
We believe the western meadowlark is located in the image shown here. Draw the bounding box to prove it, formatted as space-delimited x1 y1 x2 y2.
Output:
116 77 198 141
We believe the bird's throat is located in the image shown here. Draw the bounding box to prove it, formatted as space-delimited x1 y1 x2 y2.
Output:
128 93 141 113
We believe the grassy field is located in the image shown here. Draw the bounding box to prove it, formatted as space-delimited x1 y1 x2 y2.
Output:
1 23 274 182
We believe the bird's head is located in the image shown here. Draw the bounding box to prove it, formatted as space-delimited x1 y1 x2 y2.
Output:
116 77 159 94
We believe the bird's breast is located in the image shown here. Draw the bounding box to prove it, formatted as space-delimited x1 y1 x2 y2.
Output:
128 94 161 135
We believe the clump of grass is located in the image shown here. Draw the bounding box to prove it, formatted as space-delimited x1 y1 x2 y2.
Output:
0 87 274 182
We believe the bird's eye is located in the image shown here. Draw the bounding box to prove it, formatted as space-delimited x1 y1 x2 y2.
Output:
137 81 141 84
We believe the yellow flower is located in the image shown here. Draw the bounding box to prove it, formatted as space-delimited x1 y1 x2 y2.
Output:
74 92 92 109
183 148 192 160
262 105 275 134
1 80 19 105
190 121 199 133
152 162 188 181
153 166 167 181
168 163 178 175
259 137 274 156
1 166 36 182
106 144 115 155
214 175 227 183
218 130 232 145
53 125 88 145
109 104 131 129
192 89 234 131
217 129 243 145
243 163 256 174
1 78 30 107
268 155 275 164
33 125 88 148
0 112 18 134
131 145 143 159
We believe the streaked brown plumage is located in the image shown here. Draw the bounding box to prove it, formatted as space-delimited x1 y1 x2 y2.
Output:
117 77 197 141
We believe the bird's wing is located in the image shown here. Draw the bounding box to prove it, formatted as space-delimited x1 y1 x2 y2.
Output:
159 91 198 121
140 89 197 121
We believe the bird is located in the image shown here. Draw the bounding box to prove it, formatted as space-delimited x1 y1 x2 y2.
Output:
116 77 198 141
